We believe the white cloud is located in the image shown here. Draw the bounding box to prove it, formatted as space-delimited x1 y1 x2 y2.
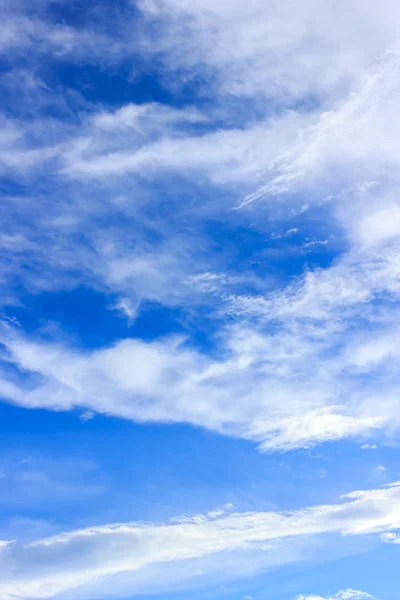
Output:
381 531 400 544
138 0 400 104
355 205 400 248
296 590 374 600
241 43 400 207
0 319 388 451
2 34 395 329
61 110 307 184
78 411 94 424
0 483 398 600
0 187 399 453
92 103 208 132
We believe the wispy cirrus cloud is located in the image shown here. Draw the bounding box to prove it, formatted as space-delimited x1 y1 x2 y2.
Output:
0 0 400 460
0 316 389 451
138 0 400 103
296 590 375 600
0 482 397 600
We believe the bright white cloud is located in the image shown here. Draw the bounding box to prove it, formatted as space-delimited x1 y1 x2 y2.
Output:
139 0 400 103
0 317 388 451
296 590 374 600
355 205 400 248
381 531 400 544
0 483 398 600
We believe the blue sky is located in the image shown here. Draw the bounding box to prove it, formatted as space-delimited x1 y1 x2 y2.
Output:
1 1 400 599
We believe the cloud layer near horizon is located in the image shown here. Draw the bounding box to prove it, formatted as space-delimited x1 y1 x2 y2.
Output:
0 482 397 600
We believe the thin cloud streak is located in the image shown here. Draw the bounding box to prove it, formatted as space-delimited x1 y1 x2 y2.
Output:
0 483 398 600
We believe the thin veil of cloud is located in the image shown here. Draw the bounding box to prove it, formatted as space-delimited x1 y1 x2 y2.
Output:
0 482 398 600
296 591 374 600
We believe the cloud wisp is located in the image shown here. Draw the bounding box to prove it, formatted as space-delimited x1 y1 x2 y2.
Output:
0 317 389 452
296 591 375 600
0 483 398 600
